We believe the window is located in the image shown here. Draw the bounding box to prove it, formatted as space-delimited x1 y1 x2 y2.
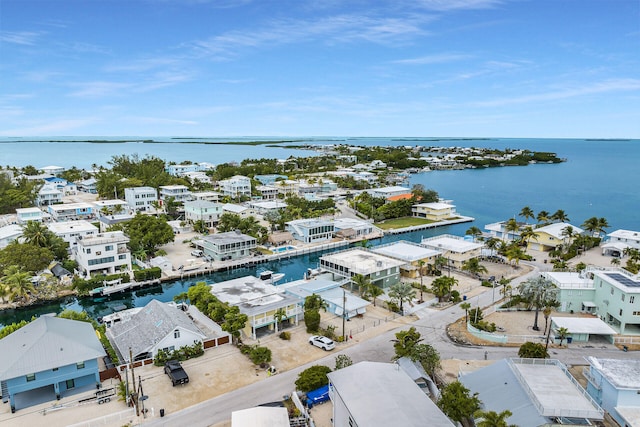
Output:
26 373 36 382
620 309 623 316
66 379 75 389
76 361 85 370
118 254 127 260
633 311 640 316
631 296 635 303
52 368 58 372
105 245 113 251
174 330 180 339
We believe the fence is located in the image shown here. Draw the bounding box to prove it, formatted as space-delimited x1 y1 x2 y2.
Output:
67 408 136 427
613 336 640 345
320 312 400 340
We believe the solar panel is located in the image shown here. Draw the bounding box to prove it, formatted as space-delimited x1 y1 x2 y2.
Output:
605 273 640 288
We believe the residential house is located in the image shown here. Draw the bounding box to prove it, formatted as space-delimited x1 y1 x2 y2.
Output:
584 357 640 427
159 185 192 203
248 200 287 215
412 202 457 221
366 186 411 200
219 175 251 198
200 231 256 262
528 222 584 252
274 179 298 196
43 176 77 195
47 202 95 222
420 234 483 270
92 199 129 216
124 186 158 212
591 269 640 335
256 185 278 200
107 299 207 362
97 214 134 232
602 229 640 258
74 231 131 278
459 358 604 427
369 159 387 169
184 200 223 228
327 361 454 427
36 184 63 206
47 220 99 247
253 174 288 185
542 271 596 313
40 165 65 175
280 274 369 319
191 191 222 202
351 171 377 184
181 171 212 184
0 316 105 413
209 276 302 339
286 218 335 244
372 241 442 279
76 178 97 194
166 163 204 176
548 316 617 344
222 203 253 218
0 224 23 249
319 248 405 289
484 220 525 241
333 217 378 240
15 207 43 224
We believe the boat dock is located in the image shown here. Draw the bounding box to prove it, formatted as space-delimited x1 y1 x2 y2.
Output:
89 278 162 297
382 216 475 235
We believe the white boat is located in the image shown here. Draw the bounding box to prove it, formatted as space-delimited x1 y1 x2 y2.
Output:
258 270 285 284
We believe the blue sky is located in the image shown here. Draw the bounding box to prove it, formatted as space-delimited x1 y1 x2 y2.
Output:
1 0 638 138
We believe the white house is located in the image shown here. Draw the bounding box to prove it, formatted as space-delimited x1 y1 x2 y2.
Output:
0 224 23 249
219 175 251 198
184 200 223 228
190 191 222 202
366 186 411 199
124 186 158 212
222 203 253 218
36 184 63 206
107 299 207 362
73 231 131 278
201 231 257 262
92 199 129 216
47 220 99 247
40 165 65 175
420 234 483 270
76 178 97 194
47 202 95 222
603 229 640 258
159 185 192 203
15 207 43 224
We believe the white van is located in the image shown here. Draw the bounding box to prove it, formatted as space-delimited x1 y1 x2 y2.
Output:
190 250 204 257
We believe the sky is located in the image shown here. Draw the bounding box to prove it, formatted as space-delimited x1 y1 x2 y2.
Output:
1 0 639 138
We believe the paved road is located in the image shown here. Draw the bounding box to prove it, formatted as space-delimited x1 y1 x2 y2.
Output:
145 262 635 427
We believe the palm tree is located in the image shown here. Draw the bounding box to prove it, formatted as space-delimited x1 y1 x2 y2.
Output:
581 216 600 237
504 243 527 268
460 302 471 323
417 259 427 302
21 220 50 247
465 226 483 242
611 257 621 266
597 217 609 236
556 327 570 346
503 218 520 242
388 282 415 314
351 274 371 298
461 258 488 279
2 266 35 303
519 206 534 224
367 283 384 307
518 225 538 248
474 409 517 427
561 225 575 245
431 276 458 302
551 209 569 223
273 308 287 333
518 276 559 331
484 237 500 257
543 304 554 334
434 255 449 276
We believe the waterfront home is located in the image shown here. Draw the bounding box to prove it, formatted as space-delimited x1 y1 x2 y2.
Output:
0 224 23 249
420 234 483 270
412 202 456 221
200 230 256 262
0 316 105 413
36 184 63 206
591 269 640 335
528 222 584 252
274 179 298 196
484 220 524 241
333 217 379 240
280 274 369 319
286 218 335 244
97 213 134 232
541 271 596 313
47 220 98 247
209 276 302 339
73 231 131 278
319 248 404 289
106 299 207 362
47 202 95 222
124 186 158 212
602 229 640 258
184 200 223 228
92 199 129 216
327 362 454 427
372 241 442 279
43 176 77 195
219 175 251 198
254 174 288 185
166 163 206 176
584 357 640 427
181 171 212 184
249 200 287 215
297 178 338 195
222 203 253 218
159 184 192 203
364 185 411 200
459 358 603 427
40 165 65 175
351 171 377 184
76 177 97 194
256 185 278 200
15 207 43 224
191 190 222 202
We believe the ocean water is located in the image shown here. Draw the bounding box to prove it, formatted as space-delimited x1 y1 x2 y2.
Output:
0 137 638 325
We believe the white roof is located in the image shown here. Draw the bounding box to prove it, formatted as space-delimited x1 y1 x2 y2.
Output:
48 202 94 211
535 222 584 239
414 202 455 209
369 186 411 194
608 229 640 240
93 199 128 207
321 248 406 274
587 357 640 390
0 316 105 381
47 220 98 234
421 235 483 253
542 271 593 288
249 201 287 209
616 407 640 427
0 224 23 241
15 207 42 214
372 241 441 262
231 406 289 427
223 203 250 213
551 316 617 335
327 362 454 426
333 217 373 230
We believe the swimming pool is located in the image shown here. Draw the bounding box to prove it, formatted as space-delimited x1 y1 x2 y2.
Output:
273 245 297 253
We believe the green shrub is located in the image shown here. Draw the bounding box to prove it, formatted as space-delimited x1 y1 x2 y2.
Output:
248 346 272 366
295 365 332 392
319 324 337 340
153 341 204 366
450 290 461 303
133 267 162 282
386 300 400 313
304 310 321 333
279 331 291 340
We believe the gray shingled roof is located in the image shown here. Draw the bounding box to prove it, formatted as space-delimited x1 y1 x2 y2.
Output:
0 316 106 381
108 300 205 361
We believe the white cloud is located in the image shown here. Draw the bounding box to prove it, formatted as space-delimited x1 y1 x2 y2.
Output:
68 81 133 98
393 53 472 64
412 0 504 11
0 31 43 46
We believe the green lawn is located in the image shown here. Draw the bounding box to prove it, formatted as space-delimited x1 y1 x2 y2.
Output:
375 217 435 229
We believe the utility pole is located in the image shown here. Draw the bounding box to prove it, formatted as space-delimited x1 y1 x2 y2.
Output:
129 348 139 416
342 288 347 342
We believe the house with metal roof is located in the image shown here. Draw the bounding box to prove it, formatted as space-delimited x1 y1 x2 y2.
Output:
0 316 105 413
584 357 640 427
372 240 442 279
528 222 584 252
459 358 604 427
602 229 640 258
319 248 405 289
201 230 257 262
106 299 207 362
327 361 454 427
420 234 483 271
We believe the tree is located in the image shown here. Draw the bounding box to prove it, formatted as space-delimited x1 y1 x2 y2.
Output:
465 226 483 242
504 243 527 267
416 260 427 302
367 282 384 307
460 302 471 323
21 221 50 247
504 218 520 242
518 341 549 358
551 209 569 223
388 282 415 314
1 265 35 302
484 237 501 257
434 255 449 275
437 381 481 427
0 241 54 273
304 293 326 333
115 213 175 256
519 206 535 224
536 210 550 225
461 257 488 278
556 327 570 346
518 225 538 248
334 354 353 370
273 308 287 333
351 274 371 297
295 365 332 392
474 409 517 427
411 343 441 380
431 276 458 302
392 327 423 360
518 276 559 331
221 306 248 345
192 219 208 234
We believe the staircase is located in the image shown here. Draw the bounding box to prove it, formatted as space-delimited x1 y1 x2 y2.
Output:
1 380 9 403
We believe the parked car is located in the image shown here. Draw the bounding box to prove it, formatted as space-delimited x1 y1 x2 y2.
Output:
308 335 335 351
190 250 204 257
164 360 189 386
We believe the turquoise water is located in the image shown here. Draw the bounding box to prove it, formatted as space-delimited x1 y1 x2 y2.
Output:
0 137 638 326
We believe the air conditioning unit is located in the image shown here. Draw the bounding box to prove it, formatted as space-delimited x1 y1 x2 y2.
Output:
96 251 101 255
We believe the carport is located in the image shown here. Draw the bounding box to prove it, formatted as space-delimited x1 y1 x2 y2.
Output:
12 384 56 411
551 317 618 343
